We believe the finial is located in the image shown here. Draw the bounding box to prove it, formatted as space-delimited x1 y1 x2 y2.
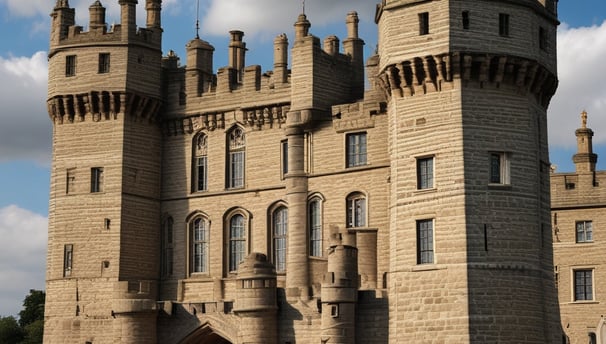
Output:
195 0 200 38
302 0 305 15
581 110 588 129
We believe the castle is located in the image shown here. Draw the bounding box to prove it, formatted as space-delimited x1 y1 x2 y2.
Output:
551 112 606 344
44 0 563 342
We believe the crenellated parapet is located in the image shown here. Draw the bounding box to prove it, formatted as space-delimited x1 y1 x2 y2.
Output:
47 91 162 124
377 52 558 108
49 0 162 57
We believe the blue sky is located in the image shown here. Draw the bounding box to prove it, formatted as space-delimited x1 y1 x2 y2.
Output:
0 0 605 317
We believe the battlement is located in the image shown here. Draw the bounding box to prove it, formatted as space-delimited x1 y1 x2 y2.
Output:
49 0 162 55
161 12 365 119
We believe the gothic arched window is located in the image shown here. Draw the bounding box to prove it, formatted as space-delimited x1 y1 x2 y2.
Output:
346 192 366 228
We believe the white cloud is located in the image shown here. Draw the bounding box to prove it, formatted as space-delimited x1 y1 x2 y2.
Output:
0 205 47 317
0 0 52 17
0 52 51 165
548 20 606 148
200 0 376 39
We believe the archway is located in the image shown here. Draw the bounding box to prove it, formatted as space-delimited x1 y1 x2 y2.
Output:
179 323 233 344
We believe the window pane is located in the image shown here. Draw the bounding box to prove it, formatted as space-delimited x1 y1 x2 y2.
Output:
309 200 322 257
230 215 245 271
192 218 209 273
274 207 288 271
347 133 367 167
417 220 434 264
574 270 593 301
346 194 366 228
490 154 501 183
417 158 434 189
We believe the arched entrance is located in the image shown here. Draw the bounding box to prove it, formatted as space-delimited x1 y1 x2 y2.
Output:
179 323 233 344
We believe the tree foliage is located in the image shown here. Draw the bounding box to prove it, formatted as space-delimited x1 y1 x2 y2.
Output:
18 290 45 328
0 316 25 344
0 289 45 344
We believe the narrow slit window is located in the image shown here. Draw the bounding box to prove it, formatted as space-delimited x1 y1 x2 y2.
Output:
91 167 104 193
499 13 510 37
462 11 470 30
419 12 429 35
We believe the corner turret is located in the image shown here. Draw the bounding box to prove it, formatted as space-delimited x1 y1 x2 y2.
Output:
50 0 75 46
574 110 598 173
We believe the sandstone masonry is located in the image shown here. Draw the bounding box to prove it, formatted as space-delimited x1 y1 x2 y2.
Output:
44 0 562 343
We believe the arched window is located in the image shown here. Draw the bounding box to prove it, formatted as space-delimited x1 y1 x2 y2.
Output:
273 207 288 272
346 192 366 228
229 214 246 272
309 198 323 257
161 217 174 277
191 217 209 274
193 133 208 192
227 127 245 188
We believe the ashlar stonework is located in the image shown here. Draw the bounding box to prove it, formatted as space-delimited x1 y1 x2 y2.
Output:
45 0 563 343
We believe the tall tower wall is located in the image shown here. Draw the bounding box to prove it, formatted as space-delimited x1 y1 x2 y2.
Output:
45 1 163 342
378 0 560 342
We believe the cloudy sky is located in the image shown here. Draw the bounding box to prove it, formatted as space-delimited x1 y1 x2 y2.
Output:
0 0 605 317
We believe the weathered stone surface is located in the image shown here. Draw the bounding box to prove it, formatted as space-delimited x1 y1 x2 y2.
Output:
45 0 562 343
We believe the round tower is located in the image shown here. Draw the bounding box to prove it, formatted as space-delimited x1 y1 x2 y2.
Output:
45 1 164 342
234 253 278 344
320 232 359 344
376 0 561 342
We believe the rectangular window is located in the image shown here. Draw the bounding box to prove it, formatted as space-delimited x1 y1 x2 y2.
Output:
574 269 593 301
539 26 547 51
66 55 76 77
346 132 367 167
576 221 593 243
417 157 434 189
489 152 510 184
63 244 73 277
196 156 207 191
91 167 104 193
417 219 434 264
281 140 288 177
462 11 470 30
66 168 76 194
499 13 510 37
98 53 110 74
419 12 429 35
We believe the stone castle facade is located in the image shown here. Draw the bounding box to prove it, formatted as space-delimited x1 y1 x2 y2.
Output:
551 112 606 344
44 0 563 342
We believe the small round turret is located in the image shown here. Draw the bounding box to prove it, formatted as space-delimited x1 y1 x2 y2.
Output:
234 253 278 344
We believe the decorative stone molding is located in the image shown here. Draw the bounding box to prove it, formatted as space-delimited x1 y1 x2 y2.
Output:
47 91 162 124
377 52 558 108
